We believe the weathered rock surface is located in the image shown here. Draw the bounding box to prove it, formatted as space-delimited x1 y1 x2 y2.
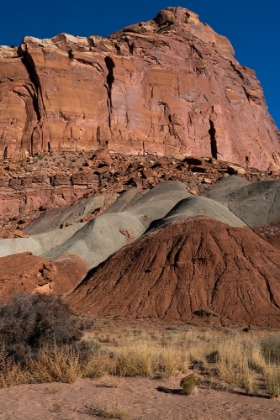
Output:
2 174 280 327
227 180 280 227
42 181 190 269
23 193 116 235
67 217 280 327
124 181 191 228
0 147 279 236
205 175 251 206
255 222 280 250
0 166 101 224
42 212 146 269
0 252 88 303
0 223 86 258
208 180 280 228
0 7 279 170
148 196 246 230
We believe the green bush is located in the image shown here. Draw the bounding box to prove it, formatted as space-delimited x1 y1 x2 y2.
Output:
180 374 201 395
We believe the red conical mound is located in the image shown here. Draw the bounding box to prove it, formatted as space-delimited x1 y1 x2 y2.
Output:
67 216 280 327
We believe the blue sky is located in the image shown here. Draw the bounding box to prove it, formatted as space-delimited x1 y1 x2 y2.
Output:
1 0 279 128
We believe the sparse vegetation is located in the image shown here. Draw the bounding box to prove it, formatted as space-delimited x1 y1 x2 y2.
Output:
85 326 280 398
265 366 280 398
0 293 95 386
1 298 280 399
261 336 280 363
85 396 130 418
0 292 87 364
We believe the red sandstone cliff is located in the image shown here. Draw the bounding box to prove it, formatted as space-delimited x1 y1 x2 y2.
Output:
0 7 279 170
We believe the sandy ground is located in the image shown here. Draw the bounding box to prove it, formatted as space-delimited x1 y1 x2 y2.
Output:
0 375 280 420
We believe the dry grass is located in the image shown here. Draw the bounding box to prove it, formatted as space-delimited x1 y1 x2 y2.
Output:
265 365 280 398
0 344 82 387
1 321 280 399
85 326 280 398
85 394 130 418
28 344 83 383
110 341 189 378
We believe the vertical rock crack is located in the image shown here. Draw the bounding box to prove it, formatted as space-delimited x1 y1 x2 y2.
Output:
104 56 115 129
209 119 218 159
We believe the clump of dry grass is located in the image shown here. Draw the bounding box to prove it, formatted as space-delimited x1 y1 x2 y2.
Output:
111 341 189 378
85 394 130 418
264 365 280 398
0 343 84 387
28 343 83 383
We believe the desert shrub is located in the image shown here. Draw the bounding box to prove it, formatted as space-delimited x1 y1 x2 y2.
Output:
0 293 88 365
180 374 201 395
206 350 220 364
193 308 219 318
261 337 280 364
72 339 101 365
265 366 280 398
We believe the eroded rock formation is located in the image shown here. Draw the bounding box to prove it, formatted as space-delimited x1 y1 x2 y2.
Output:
0 7 279 169
0 252 88 303
66 216 280 327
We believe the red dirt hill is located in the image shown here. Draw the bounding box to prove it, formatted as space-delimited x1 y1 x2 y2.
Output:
67 216 280 327
0 252 88 303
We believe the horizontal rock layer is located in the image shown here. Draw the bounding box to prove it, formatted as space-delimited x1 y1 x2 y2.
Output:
0 149 279 231
0 169 100 221
0 7 279 170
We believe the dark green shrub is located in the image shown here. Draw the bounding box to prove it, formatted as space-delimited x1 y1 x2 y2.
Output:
180 374 201 395
206 350 220 364
193 308 219 318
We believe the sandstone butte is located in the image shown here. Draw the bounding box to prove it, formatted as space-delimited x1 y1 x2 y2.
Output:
0 7 279 170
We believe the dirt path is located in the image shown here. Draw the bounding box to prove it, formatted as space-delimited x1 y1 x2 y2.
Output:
0 376 279 420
